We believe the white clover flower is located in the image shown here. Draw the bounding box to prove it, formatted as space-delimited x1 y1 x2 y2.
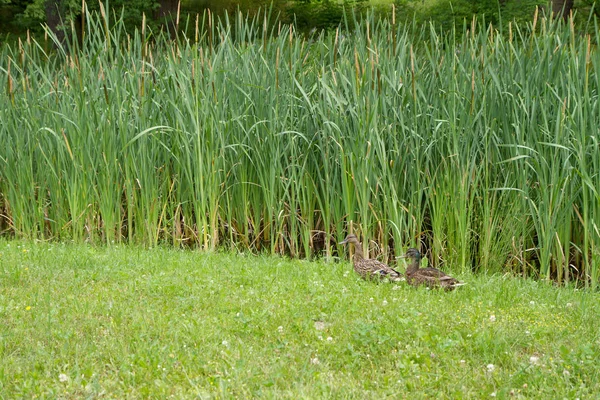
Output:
369 298 374 303
529 356 540 365
326 336 333 342
277 326 284 334
58 373 69 383
487 364 495 372
222 340 229 347
530 301 535 305
382 300 388 306
310 357 320 365
489 315 496 322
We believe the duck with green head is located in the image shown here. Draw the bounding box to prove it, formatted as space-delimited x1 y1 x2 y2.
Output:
339 234 403 282
399 248 465 290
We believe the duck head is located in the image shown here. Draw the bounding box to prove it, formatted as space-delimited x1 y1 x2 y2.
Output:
399 248 422 261
339 234 360 245
398 248 422 272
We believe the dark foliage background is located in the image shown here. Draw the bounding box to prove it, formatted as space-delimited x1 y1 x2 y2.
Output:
1 0 597 40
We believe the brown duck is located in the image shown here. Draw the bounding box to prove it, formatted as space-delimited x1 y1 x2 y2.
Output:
339 234 403 281
399 248 465 290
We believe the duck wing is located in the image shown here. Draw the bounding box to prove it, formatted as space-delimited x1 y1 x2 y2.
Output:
360 259 403 280
406 267 463 289
374 266 403 280
415 267 452 279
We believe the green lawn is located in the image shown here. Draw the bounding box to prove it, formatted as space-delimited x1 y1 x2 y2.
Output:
1 240 599 398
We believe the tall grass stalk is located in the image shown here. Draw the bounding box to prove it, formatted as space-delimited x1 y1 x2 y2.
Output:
1 7 599 284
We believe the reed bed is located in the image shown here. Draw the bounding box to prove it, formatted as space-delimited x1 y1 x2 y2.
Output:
0 7 599 284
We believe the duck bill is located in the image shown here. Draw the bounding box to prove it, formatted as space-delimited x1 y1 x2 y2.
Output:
339 239 348 245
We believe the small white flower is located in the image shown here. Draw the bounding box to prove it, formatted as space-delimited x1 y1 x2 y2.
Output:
563 369 570 376
490 392 496 397
392 285 400 291
326 336 333 342
487 364 495 372
58 373 69 382
310 357 320 365
467 334 472 338
529 356 540 365
369 298 374 302
566 303 573 307
382 300 388 306
530 301 535 305
277 326 284 333
222 340 229 347
343 271 350 277
460 359 466 364
489 315 496 322
525 330 531 335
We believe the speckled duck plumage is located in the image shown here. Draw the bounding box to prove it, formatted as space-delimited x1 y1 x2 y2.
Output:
340 234 403 282
399 248 465 290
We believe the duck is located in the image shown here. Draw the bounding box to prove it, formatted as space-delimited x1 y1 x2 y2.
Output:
339 234 403 281
398 248 465 290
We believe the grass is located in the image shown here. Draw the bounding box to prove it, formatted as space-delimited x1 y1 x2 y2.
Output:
2 239 600 398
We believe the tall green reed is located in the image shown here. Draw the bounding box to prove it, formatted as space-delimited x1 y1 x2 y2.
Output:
1 6 599 285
